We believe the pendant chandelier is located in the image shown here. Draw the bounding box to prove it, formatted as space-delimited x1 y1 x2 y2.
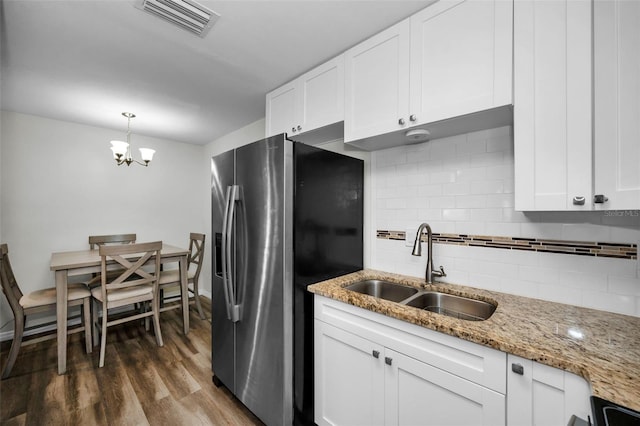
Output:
110 112 155 167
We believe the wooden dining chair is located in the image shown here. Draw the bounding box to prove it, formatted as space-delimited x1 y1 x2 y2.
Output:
88 233 137 249
91 241 163 368
158 233 206 320
87 234 137 283
0 243 92 379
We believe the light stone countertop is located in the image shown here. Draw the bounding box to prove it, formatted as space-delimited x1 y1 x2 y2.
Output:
308 269 640 412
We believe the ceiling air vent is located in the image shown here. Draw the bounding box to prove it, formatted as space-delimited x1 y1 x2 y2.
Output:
136 0 220 38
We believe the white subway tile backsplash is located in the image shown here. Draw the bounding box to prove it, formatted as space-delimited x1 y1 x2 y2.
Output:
455 195 487 208
453 222 486 236
470 180 504 194
561 224 611 243
428 196 456 209
470 151 504 167
455 167 486 182
416 208 443 221
486 134 514 153
372 126 640 317
457 139 487 156
582 291 636 316
442 209 471 221
484 222 521 237
430 171 457 184
470 209 504 223
608 276 640 296
417 184 443 197
443 182 471 195
485 193 514 208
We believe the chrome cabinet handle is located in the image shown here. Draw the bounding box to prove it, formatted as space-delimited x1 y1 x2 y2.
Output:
512 363 524 375
372 350 380 359
594 194 608 204
291 127 296 133
385 357 393 366
297 125 302 131
398 118 406 125
573 196 586 205
409 114 417 122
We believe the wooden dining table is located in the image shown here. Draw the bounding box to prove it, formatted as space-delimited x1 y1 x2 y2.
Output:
50 243 190 375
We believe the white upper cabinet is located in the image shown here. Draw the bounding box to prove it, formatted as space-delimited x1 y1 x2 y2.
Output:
514 0 640 211
409 0 513 125
266 54 344 141
344 0 513 149
514 0 593 211
344 18 411 143
266 81 297 138
594 0 640 210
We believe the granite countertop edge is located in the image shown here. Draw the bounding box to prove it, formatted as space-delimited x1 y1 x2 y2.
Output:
308 269 640 412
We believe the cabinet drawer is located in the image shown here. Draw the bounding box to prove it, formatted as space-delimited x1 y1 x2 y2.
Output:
315 296 506 393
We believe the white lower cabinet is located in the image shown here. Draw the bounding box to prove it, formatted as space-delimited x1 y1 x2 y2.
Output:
507 354 591 426
314 296 506 426
315 296 593 426
385 348 505 426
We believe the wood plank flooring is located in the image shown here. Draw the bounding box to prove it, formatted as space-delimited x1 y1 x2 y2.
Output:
0 298 263 426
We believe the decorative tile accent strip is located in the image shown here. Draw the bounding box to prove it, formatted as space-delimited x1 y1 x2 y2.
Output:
376 231 638 259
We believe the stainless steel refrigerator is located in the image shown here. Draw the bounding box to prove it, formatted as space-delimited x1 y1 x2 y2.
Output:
211 134 363 426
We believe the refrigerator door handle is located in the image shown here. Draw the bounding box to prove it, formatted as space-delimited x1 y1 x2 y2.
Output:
221 185 241 322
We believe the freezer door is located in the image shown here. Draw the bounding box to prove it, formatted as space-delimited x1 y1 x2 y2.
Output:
211 150 236 392
234 135 293 426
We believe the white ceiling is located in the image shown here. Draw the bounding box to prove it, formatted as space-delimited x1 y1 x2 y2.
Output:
1 0 432 145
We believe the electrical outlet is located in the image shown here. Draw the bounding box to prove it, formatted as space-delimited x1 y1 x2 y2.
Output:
405 228 416 247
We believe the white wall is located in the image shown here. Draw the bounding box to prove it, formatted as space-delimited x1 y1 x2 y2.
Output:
0 111 207 330
371 126 640 317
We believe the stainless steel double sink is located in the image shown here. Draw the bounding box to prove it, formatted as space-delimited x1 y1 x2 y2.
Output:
345 279 496 321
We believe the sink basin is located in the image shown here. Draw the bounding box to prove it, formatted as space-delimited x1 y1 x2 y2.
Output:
405 292 496 321
345 280 419 302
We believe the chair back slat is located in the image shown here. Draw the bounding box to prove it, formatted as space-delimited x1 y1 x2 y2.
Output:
188 233 206 280
89 234 136 250
99 241 162 296
0 244 24 318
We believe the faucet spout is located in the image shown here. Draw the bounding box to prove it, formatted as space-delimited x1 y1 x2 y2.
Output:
411 222 446 284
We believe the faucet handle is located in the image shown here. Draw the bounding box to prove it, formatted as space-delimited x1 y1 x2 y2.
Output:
432 266 447 278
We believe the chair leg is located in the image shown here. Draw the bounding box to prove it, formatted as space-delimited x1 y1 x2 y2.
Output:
92 299 99 348
98 303 108 368
1 313 25 379
82 298 92 354
152 297 163 347
144 301 150 331
192 282 206 320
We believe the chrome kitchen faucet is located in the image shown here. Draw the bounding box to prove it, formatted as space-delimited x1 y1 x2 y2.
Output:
411 223 446 284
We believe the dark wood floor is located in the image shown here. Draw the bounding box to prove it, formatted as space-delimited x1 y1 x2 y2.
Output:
0 298 263 426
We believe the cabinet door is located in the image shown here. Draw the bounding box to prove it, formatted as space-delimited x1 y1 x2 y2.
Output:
514 0 592 211
300 55 344 135
507 355 591 426
265 81 297 137
385 349 505 426
410 0 512 126
344 18 411 142
314 320 384 426
594 0 640 210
